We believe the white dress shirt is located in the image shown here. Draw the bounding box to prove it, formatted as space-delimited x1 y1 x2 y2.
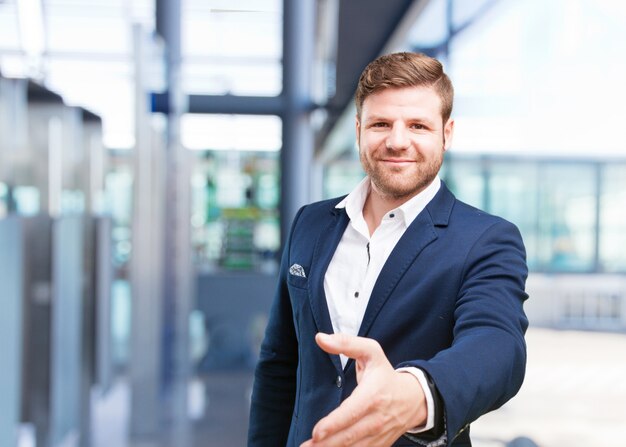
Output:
323 175 441 432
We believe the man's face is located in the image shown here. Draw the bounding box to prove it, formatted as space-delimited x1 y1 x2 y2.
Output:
356 85 454 201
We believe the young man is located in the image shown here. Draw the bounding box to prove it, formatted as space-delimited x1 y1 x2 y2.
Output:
248 52 529 447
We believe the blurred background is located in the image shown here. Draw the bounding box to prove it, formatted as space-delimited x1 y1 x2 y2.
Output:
1 0 626 446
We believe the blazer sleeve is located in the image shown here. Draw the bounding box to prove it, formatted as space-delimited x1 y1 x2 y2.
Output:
248 206 304 446
399 218 529 446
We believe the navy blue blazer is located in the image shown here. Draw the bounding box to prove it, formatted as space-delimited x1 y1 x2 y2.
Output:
248 182 529 447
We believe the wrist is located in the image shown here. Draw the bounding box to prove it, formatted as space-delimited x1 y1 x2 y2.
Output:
397 371 428 430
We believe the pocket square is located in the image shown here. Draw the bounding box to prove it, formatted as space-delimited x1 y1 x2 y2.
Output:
289 263 306 278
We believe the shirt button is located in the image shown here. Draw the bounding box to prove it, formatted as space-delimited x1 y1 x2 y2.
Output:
354 291 359 298
335 375 343 388
389 213 395 218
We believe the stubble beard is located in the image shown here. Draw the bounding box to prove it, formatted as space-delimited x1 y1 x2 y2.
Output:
360 149 443 201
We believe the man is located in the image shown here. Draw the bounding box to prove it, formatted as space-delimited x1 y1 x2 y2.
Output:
248 52 528 447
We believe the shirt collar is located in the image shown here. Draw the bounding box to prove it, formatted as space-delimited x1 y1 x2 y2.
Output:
336 176 441 228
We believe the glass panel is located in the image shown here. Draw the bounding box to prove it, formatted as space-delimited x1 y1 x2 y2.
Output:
0 2 21 51
323 160 364 200
444 157 601 273
407 0 448 50
0 218 23 447
2 0 153 148
104 155 134 371
451 0 499 29
46 16 130 54
181 114 281 151
43 0 154 53
45 60 135 149
50 216 83 444
104 164 133 267
182 59 281 96
599 164 626 272
446 0 626 158
0 182 7 218
536 164 596 272
182 0 282 96
191 150 280 272
13 186 40 215
442 156 485 209
183 0 281 59
111 279 132 368
488 160 540 270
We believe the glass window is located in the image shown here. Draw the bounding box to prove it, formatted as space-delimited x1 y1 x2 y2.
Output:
0 3 21 52
442 155 485 209
184 114 282 271
323 160 364 200
105 163 133 267
488 161 540 270
444 0 626 158
46 15 130 55
536 164 597 272
3 0 155 148
190 150 280 271
0 182 7 218
407 0 449 50
181 114 281 151
182 59 281 96
451 0 500 30
45 60 135 149
182 0 282 96
444 157 607 273
599 164 626 272
13 185 40 215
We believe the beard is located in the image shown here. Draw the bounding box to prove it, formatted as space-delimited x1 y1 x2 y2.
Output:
360 148 443 201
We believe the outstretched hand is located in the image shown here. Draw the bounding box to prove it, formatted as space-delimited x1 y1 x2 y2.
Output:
300 333 427 447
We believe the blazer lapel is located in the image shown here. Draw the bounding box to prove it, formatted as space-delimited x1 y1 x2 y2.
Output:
355 212 437 339
356 183 455 339
308 207 350 372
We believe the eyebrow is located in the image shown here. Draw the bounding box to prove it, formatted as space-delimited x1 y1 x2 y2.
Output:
363 115 437 126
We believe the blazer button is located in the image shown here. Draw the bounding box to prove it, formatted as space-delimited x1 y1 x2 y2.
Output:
335 375 343 388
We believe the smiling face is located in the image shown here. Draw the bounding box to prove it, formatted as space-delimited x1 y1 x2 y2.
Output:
357 85 454 202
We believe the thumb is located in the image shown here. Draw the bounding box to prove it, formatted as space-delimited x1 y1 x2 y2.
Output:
315 333 384 363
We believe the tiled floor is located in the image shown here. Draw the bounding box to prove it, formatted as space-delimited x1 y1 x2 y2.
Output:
191 371 252 447
471 327 626 447
91 371 253 447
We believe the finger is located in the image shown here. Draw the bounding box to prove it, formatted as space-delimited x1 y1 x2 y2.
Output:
312 411 399 447
312 411 383 446
312 384 373 441
315 333 383 363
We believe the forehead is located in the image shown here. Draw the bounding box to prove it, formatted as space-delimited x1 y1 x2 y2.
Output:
361 85 443 119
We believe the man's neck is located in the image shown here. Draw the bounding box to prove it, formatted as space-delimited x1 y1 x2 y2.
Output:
363 187 416 236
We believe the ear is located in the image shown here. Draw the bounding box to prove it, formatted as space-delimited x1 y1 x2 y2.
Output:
355 114 361 147
443 118 454 151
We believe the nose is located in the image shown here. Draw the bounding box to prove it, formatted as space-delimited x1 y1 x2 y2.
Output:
385 124 410 150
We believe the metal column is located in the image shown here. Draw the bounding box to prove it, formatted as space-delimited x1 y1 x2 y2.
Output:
130 24 165 442
280 0 316 244
157 0 193 445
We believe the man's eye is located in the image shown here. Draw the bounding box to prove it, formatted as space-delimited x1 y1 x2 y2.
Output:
372 122 388 128
411 123 426 130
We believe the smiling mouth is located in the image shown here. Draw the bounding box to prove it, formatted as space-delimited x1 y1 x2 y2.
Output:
381 159 414 164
